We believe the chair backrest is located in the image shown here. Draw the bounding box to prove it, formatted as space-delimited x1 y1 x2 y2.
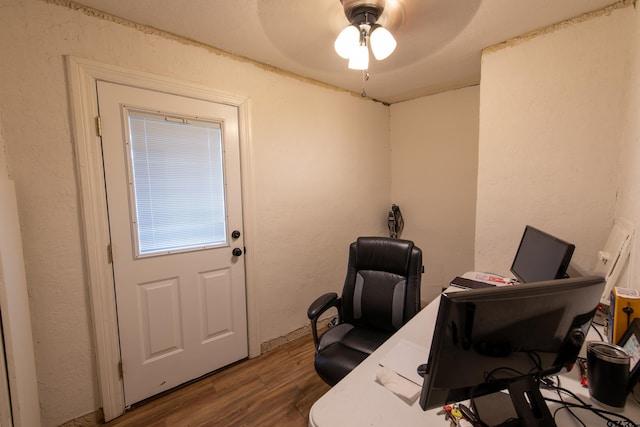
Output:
340 237 422 332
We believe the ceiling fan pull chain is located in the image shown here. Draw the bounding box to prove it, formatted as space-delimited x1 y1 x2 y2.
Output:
361 70 370 97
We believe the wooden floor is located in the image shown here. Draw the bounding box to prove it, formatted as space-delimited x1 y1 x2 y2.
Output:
104 334 330 427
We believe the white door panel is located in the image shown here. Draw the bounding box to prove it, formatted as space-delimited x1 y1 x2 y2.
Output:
97 81 247 406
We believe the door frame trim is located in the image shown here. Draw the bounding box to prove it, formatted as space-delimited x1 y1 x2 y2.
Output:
66 56 259 421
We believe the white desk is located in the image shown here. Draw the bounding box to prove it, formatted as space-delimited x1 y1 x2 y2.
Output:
309 292 640 427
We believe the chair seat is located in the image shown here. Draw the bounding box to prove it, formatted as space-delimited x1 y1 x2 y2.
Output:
315 324 392 386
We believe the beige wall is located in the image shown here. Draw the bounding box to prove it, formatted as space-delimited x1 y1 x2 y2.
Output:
616 4 640 288
0 0 389 425
4 0 640 425
0 179 41 426
0 124 7 180
475 6 634 276
390 87 479 303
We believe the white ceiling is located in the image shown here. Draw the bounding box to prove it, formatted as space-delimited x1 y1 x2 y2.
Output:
71 0 617 104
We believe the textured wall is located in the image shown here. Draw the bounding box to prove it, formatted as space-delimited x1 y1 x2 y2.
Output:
615 5 640 287
0 179 41 426
0 0 389 424
475 6 633 276
0 122 7 180
390 86 480 303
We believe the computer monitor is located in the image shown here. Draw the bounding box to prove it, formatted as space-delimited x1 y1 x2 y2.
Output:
419 276 605 427
510 225 575 283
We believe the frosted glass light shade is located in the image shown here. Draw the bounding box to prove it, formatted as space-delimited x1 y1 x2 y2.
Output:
334 25 360 59
370 26 397 60
348 44 369 70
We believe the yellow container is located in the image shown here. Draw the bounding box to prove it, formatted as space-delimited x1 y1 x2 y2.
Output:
608 287 640 345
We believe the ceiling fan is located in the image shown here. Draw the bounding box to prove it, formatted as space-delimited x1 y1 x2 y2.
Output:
334 0 399 70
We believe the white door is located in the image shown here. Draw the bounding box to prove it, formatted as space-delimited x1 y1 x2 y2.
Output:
97 81 247 406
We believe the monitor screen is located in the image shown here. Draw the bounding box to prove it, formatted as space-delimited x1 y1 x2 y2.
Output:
510 225 575 283
419 276 605 424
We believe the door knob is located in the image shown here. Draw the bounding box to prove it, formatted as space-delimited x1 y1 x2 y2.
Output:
232 248 243 256
231 230 241 239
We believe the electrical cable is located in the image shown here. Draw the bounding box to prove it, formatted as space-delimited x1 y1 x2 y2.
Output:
481 367 638 426
526 351 543 372
590 322 605 341
542 376 638 427
544 397 637 427
551 376 586 427
553 406 586 427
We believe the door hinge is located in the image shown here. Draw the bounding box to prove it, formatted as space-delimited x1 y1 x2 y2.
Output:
96 116 102 137
107 243 113 264
118 361 124 379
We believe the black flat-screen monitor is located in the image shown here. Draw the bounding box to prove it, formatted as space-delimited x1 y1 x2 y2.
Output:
510 225 575 283
419 276 605 427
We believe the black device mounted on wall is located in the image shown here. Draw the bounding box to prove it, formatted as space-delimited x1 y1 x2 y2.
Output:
388 204 404 238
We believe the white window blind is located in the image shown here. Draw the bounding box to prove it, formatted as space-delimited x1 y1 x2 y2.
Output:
127 111 227 256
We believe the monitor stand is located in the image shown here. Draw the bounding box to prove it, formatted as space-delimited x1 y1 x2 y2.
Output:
471 377 556 427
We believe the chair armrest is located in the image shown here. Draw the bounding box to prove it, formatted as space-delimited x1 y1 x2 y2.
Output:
307 292 339 320
307 292 340 351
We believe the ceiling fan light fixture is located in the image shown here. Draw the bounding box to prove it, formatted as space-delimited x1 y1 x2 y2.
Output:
348 43 369 70
369 25 396 60
335 0 396 70
334 25 360 59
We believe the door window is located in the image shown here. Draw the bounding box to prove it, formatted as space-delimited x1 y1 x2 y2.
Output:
126 110 227 257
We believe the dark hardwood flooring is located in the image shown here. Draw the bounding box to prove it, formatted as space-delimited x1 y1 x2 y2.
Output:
104 334 330 427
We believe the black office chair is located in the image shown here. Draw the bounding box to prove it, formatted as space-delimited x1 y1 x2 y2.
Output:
307 236 423 386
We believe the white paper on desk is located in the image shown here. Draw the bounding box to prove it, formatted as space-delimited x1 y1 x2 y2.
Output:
379 339 428 386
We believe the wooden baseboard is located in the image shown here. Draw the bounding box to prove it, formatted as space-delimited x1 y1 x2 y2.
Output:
59 409 103 426
260 316 333 354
